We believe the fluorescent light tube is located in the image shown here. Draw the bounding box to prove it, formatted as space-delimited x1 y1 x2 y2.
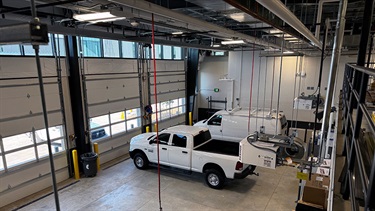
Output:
212 44 221 47
172 31 184 35
73 11 126 23
221 40 245 45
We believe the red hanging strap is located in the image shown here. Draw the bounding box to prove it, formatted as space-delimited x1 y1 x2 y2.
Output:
151 13 162 211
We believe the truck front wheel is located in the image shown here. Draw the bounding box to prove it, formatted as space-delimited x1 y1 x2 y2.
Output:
133 153 149 170
205 169 225 189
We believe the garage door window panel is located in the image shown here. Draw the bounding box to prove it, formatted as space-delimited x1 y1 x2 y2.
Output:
173 47 182 60
111 122 126 135
110 111 125 124
80 37 102 57
90 114 110 140
103 39 120 58
2 133 34 152
0 45 21 55
37 139 65 158
122 41 136 58
5 147 36 168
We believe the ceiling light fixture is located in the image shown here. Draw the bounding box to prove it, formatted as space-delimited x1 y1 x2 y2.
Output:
172 31 184 35
212 44 221 47
73 11 126 23
283 51 294 54
221 40 245 45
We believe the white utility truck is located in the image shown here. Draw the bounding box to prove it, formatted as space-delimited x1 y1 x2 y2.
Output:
129 125 257 189
194 108 288 141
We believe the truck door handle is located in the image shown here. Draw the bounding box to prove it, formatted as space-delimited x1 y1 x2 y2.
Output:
162 148 167 150
182 151 188 154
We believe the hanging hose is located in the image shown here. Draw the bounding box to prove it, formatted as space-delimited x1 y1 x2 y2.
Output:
270 54 276 112
294 56 304 129
275 34 285 135
30 0 60 210
262 57 268 128
247 43 255 134
256 57 262 132
291 56 300 124
151 14 162 211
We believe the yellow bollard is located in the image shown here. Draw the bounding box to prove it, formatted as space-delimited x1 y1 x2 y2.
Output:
146 126 150 133
72 150 80 180
189 112 193 126
93 143 100 171
154 123 158 132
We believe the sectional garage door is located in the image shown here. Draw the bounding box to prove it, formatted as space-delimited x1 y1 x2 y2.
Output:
82 58 142 163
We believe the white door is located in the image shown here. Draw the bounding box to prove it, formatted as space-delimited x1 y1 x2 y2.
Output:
148 133 170 164
168 134 190 170
206 114 223 139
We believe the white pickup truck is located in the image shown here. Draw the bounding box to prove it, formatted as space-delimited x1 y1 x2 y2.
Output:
129 125 256 189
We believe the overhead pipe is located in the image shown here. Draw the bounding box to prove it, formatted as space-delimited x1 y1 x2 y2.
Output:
315 0 340 40
319 0 347 161
255 0 323 49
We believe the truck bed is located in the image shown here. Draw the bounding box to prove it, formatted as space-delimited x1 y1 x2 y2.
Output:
194 139 239 156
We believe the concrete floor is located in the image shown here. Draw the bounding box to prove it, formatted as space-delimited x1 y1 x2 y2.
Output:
12 158 300 211
3 109 354 211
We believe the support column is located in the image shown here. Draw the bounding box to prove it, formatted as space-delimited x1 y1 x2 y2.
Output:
186 49 199 124
65 35 91 159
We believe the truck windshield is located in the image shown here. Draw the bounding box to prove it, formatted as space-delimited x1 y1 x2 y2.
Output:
193 130 212 147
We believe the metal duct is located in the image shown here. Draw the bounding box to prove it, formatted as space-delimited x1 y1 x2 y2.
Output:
315 0 339 40
256 0 323 49
109 0 282 49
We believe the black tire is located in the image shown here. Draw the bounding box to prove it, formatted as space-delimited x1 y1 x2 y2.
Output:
133 153 149 170
205 169 225 189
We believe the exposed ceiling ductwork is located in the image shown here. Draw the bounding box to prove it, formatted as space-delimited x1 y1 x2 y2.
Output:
255 0 322 49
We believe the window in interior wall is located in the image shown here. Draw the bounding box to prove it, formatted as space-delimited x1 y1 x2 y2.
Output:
0 44 21 55
173 46 182 60
103 39 120 57
122 41 136 58
151 44 162 59
81 37 102 57
163 45 172 59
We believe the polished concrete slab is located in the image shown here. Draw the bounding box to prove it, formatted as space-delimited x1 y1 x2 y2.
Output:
13 159 300 211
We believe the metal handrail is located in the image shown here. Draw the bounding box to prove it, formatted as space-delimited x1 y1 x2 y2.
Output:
341 63 375 210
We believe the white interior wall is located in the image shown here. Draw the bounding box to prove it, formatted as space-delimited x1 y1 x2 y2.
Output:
197 51 356 122
197 56 229 109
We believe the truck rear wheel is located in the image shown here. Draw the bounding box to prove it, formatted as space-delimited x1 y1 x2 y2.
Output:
205 169 225 189
133 153 149 170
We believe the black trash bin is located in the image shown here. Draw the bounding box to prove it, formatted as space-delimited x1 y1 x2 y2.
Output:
80 152 98 177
